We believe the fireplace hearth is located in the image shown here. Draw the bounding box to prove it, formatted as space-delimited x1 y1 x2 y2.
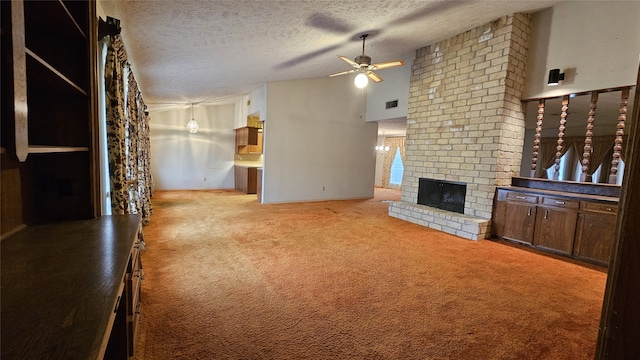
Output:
417 178 466 214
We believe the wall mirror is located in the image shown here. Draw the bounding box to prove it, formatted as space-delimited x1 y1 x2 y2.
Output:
523 87 635 185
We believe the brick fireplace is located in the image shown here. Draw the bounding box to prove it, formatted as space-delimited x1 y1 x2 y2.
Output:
389 14 531 240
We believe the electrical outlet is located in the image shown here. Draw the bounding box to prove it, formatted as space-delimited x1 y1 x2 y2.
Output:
204 178 207 181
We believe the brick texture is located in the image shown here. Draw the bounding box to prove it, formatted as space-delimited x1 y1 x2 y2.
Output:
390 14 532 240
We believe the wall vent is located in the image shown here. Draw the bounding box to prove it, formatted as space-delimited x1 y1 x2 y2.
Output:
385 100 398 109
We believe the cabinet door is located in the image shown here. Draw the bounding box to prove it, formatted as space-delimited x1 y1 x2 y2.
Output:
574 212 616 265
247 127 258 145
534 207 578 254
235 128 248 146
502 202 537 244
491 197 507 237
234 166 246 192
246 167 257 194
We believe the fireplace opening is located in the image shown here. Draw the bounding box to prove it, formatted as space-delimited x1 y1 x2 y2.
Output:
417 178 466 214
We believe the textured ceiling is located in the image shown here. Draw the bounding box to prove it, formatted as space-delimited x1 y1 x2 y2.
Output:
100 0 563 111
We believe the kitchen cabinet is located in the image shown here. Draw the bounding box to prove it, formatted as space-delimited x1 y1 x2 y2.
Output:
235 166 257 194
574 202 618 265
235 127 262 154
492 187 617 266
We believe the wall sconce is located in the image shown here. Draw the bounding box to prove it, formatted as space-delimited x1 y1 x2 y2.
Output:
375 145 390 154
548 69 565 86
186 103 199 133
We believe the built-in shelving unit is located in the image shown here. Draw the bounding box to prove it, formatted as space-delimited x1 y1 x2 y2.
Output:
1 0 98 232
12 0 94 161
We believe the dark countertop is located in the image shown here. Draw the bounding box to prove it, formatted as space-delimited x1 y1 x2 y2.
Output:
1 215 141 360
497 186 619 204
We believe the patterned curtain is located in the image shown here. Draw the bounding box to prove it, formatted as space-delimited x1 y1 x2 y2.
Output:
584 136 616 176
539 138 559 178
540 137 584 179
381 137 406 189
104 35 153 224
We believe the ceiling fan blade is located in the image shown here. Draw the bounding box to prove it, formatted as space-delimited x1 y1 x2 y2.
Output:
338 55 360 68
371 60 405 70
328 69 356 77
367 71 383 83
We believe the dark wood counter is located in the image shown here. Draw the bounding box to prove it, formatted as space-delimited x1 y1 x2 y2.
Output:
1 215 142 360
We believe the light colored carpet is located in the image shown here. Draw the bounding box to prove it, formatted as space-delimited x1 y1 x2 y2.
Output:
134 188 606 359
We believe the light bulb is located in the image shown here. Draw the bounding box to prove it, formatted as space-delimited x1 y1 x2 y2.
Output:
354 73 368 88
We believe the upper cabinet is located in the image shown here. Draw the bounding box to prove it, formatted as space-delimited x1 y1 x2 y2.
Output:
1 0 98 235
235 126 262 154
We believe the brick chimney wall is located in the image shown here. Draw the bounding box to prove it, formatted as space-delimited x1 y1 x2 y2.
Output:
389 14 532 240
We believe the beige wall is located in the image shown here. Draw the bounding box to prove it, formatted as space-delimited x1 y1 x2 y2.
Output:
524 1 640 99
262 76 377 203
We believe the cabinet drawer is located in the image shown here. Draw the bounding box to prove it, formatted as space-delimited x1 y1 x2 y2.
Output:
505 191 538 204
541 196 579 209
581 201 618 214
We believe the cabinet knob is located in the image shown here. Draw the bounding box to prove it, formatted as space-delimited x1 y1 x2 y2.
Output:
554 201 565 205
516 196 526 200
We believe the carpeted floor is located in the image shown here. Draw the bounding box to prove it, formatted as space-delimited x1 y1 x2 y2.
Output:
134 188 607 359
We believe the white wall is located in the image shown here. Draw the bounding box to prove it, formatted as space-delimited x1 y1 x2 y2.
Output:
149 104 236 190
233 96 248 129
524 1 640 99
262 76 378 203
374 135 385 187
520 1 640 178
365 57 412 122
248 84 267 119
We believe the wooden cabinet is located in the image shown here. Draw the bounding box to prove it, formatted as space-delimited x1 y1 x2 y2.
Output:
127 234 144 356
1 215 142 359
235 166 257 194
235 127 262 154
533 197 579 254
1 0 98 234
492 187 617 266
574 202 618 265
493 190 537 244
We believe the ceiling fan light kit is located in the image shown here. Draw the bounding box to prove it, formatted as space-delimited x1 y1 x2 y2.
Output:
328 34 405 88
354 72 369 88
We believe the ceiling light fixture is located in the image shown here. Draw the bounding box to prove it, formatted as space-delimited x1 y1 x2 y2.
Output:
186 103 199 133
548 69 565 86
354 72 369 88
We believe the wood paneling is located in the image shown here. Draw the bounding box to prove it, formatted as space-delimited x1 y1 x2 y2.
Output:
597 65 640 359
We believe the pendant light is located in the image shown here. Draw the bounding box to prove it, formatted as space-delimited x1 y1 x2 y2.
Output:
186 103 199 133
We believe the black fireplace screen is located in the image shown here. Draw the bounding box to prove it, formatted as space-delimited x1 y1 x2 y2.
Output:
417 178 466 214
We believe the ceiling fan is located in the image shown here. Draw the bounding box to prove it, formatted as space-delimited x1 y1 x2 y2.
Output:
328 34 405 88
